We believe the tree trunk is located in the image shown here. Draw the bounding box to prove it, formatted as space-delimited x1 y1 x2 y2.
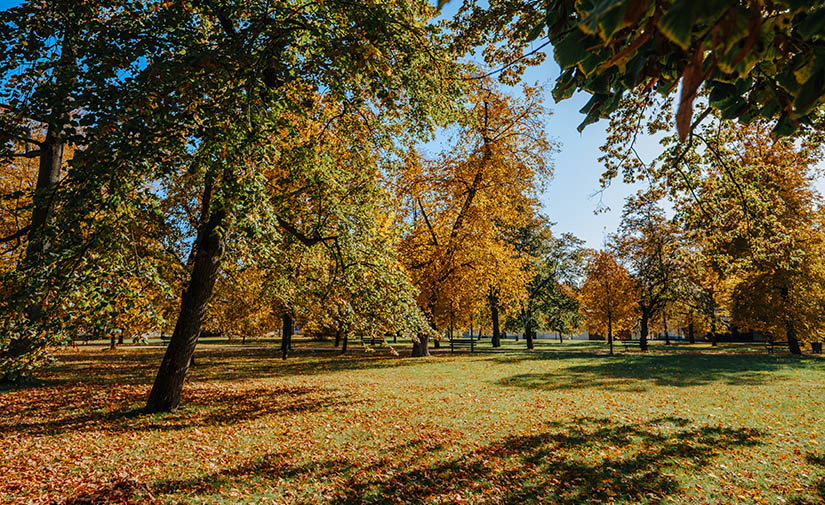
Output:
334 330 341 347
341 332 348 353
524 317 534 350
688 318 695 344
639 312 649 352
110 333 116 351
489 289 501 348
662 312 670 345
558 329 564 344
608 316 614 356
710 318 718 346
145 185 227 413
411 333 430 357
786 320 802 355
281 313 293 360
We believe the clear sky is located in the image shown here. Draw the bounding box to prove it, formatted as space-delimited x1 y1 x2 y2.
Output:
0 0 659 248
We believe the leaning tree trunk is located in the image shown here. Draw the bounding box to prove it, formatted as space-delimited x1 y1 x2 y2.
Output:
281 313 293 360
24 129 63 265
639 312 649 352
489 289 501 348
145 188 227 413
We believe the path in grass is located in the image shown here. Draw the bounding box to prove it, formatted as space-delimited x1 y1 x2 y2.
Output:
2 345 823 504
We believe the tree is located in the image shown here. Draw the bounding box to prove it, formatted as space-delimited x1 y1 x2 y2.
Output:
118 1 459 411
670 119 825 354
579 250 637 355
0 0 157 380
505 217 585 349
453 1 825 139
612 189 679 351
398 81 554 356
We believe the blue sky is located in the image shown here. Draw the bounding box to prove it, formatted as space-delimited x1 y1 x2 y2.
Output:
0 0 655 248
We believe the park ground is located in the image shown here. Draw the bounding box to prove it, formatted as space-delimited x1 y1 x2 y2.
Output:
2 339 824 505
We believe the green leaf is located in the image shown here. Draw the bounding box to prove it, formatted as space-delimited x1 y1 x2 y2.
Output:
553 31 595 70
792 66 825 115
797 7 825 39
771 113 797 136
657 0 697 50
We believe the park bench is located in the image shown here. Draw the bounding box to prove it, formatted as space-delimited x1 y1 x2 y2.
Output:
360 335 384 346
448 337 475 353
619 339 636 351
766 340 789 352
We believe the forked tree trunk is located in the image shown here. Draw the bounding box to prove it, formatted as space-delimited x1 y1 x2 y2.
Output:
281 313 293 360
411 333 430 357
145 185 227 413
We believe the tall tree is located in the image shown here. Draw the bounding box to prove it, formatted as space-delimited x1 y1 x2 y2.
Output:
505 217 585 349
670 118 825 354
0 0 154 380
612 189 679 351
398 81 554 356
579 250 637 355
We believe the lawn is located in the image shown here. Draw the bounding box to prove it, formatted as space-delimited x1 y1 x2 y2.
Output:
2 343 824 505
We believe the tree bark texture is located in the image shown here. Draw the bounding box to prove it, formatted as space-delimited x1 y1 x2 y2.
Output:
145 186 227 413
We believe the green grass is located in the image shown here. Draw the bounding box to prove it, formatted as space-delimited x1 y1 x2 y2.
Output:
2 343 824 504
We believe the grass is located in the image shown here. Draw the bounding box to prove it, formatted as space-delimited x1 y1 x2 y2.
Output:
2 342 824 504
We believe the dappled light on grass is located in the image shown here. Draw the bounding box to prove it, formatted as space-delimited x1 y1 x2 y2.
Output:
1 346 823 504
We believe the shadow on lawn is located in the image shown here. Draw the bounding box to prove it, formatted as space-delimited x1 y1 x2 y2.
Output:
496 352 822 391
789 452 825 505
1 347 415 391
61 416 763 505
0 383 362 436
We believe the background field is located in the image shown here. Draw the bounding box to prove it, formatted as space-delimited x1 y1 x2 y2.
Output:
2 343 823 505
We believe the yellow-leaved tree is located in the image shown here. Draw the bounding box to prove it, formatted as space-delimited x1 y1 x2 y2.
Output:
579 250 637 355
397 81 555 355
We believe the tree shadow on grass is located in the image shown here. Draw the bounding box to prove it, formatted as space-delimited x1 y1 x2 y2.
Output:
58 416 763 505
0 383 363 436
2 347 416 392
495 352 823 391
789 453 825 505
